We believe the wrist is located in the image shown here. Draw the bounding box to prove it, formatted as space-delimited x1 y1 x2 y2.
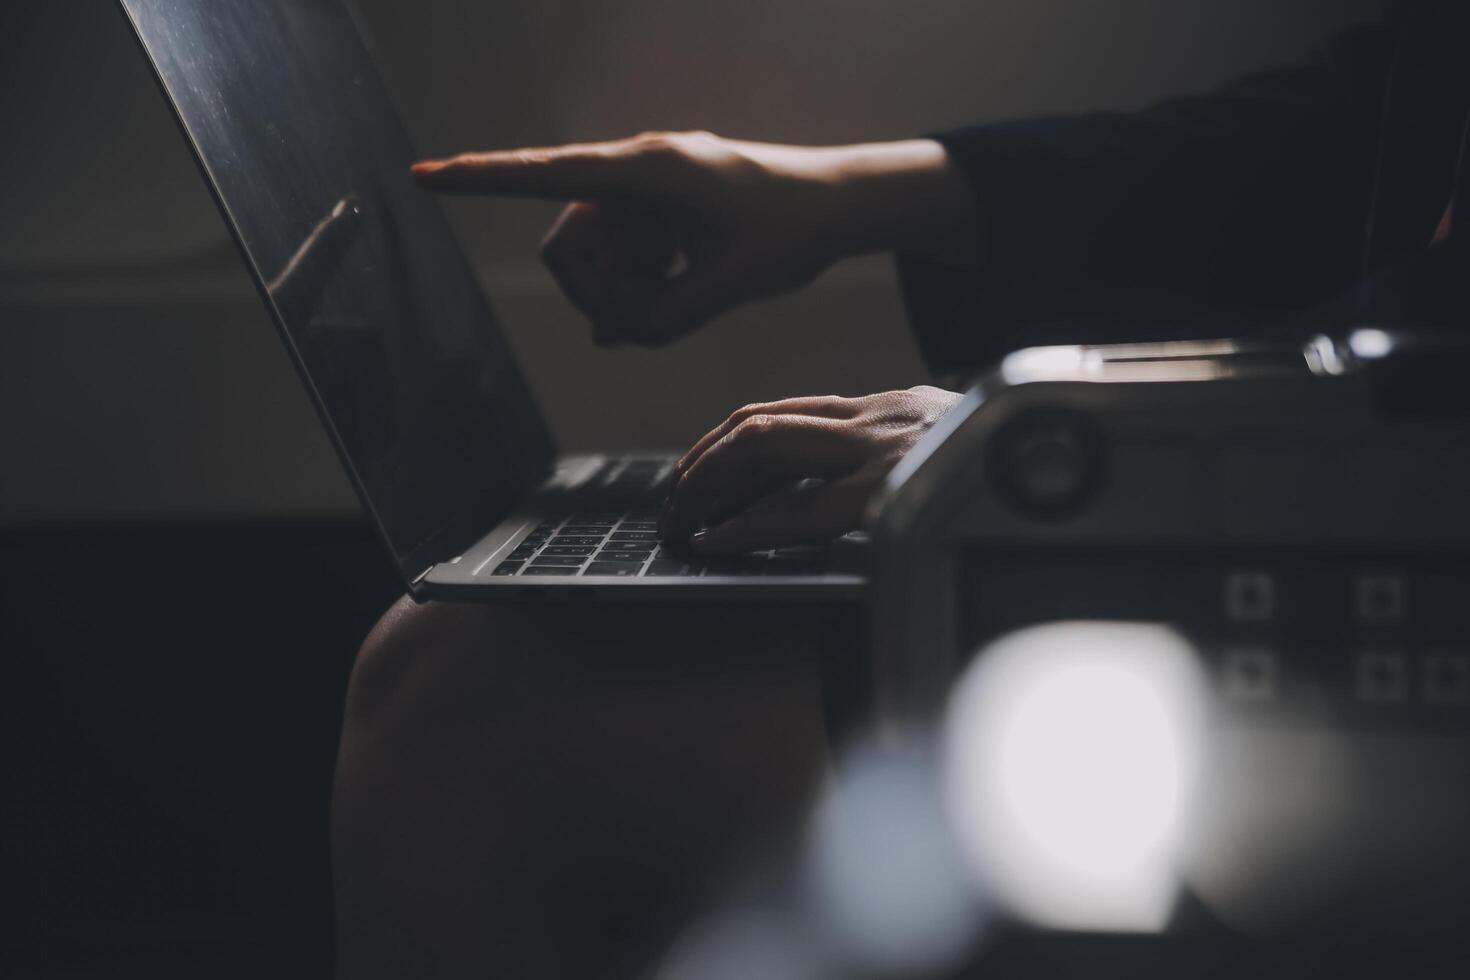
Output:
820 139 982 265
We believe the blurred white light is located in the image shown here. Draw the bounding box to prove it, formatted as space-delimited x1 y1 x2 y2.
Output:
1304 334 1348 375
657 909 813 980
1181 725 1353 933
1348 327 1394 360
943 622 1207 932
807 746 988 975
1001 345 1091 383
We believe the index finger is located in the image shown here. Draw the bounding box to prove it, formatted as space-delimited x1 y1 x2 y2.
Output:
411 138 676 200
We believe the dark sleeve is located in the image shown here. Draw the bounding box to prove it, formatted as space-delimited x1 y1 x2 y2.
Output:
900 25 1395 379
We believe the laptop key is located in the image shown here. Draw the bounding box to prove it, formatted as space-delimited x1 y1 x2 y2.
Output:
560 525 612 536
540 545 595 556
523 565 575 576
550 535 603 547
610 531 658 542
594 550 648 563
509 546 538 560
492 561 524 575
601 541 654 552
530 556 586 567
583 562 640 577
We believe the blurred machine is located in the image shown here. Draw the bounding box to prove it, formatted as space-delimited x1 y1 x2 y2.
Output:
656 332 1470 980
857 328 1470 973
872 328 1470 725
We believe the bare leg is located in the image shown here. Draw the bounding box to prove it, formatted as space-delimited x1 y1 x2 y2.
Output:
332 596 857 979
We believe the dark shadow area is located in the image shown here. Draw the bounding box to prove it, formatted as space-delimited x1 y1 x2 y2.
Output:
1 522 401 976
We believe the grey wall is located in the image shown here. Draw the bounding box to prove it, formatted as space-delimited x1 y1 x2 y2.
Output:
0 0 1378 522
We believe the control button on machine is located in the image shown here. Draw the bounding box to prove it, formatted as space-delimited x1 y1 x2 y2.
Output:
988 410 1104 519
1355 651 1409 703
1224 571 1276 623
1422 653 1470 704
1222 647 1278 702
1354 571 1407 624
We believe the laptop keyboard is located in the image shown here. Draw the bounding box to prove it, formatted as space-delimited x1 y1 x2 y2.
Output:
491 513 833 578
488 457 834 579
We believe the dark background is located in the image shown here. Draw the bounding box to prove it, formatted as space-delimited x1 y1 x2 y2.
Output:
0 2 1377 975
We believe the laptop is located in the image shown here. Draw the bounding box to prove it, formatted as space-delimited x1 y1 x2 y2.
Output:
118 0 865 600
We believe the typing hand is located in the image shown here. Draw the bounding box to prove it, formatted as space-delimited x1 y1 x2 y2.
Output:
659 386 962 553
412 132 976 347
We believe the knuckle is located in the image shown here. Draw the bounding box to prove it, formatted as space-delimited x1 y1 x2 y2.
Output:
730 401 773 424
677 130 719 150
511 146 557 167
633 131 683 158
732 413 780 441
825 395 857 412
634 130 719 164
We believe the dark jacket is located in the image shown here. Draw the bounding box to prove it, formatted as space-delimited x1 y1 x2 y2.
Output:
901 0 1470 378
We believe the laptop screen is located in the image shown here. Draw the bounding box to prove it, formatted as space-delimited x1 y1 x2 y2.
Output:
119 0 556 581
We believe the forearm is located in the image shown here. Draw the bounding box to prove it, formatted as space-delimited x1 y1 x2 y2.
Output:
894 23 1397 379
935 24 1390 303
820 139 983 267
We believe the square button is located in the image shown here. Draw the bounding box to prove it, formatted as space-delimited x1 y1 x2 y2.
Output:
1354 571 1406 624
1422 653 1470 704
1224 572 1276 623
1355 651 1408 704
1222 648 1278 702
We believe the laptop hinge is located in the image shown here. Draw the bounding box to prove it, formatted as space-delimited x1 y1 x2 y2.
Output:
411 564 435 588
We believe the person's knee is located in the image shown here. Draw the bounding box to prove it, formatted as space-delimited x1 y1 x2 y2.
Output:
342 595 500 738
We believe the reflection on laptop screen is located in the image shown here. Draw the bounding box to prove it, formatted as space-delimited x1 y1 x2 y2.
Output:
120 0 555 576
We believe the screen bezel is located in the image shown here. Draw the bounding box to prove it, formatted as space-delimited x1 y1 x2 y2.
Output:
115 0 557 590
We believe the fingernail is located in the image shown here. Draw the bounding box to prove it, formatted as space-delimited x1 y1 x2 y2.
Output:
689 531 709 552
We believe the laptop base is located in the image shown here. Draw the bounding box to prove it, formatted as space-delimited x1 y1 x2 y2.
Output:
418 454 868 602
